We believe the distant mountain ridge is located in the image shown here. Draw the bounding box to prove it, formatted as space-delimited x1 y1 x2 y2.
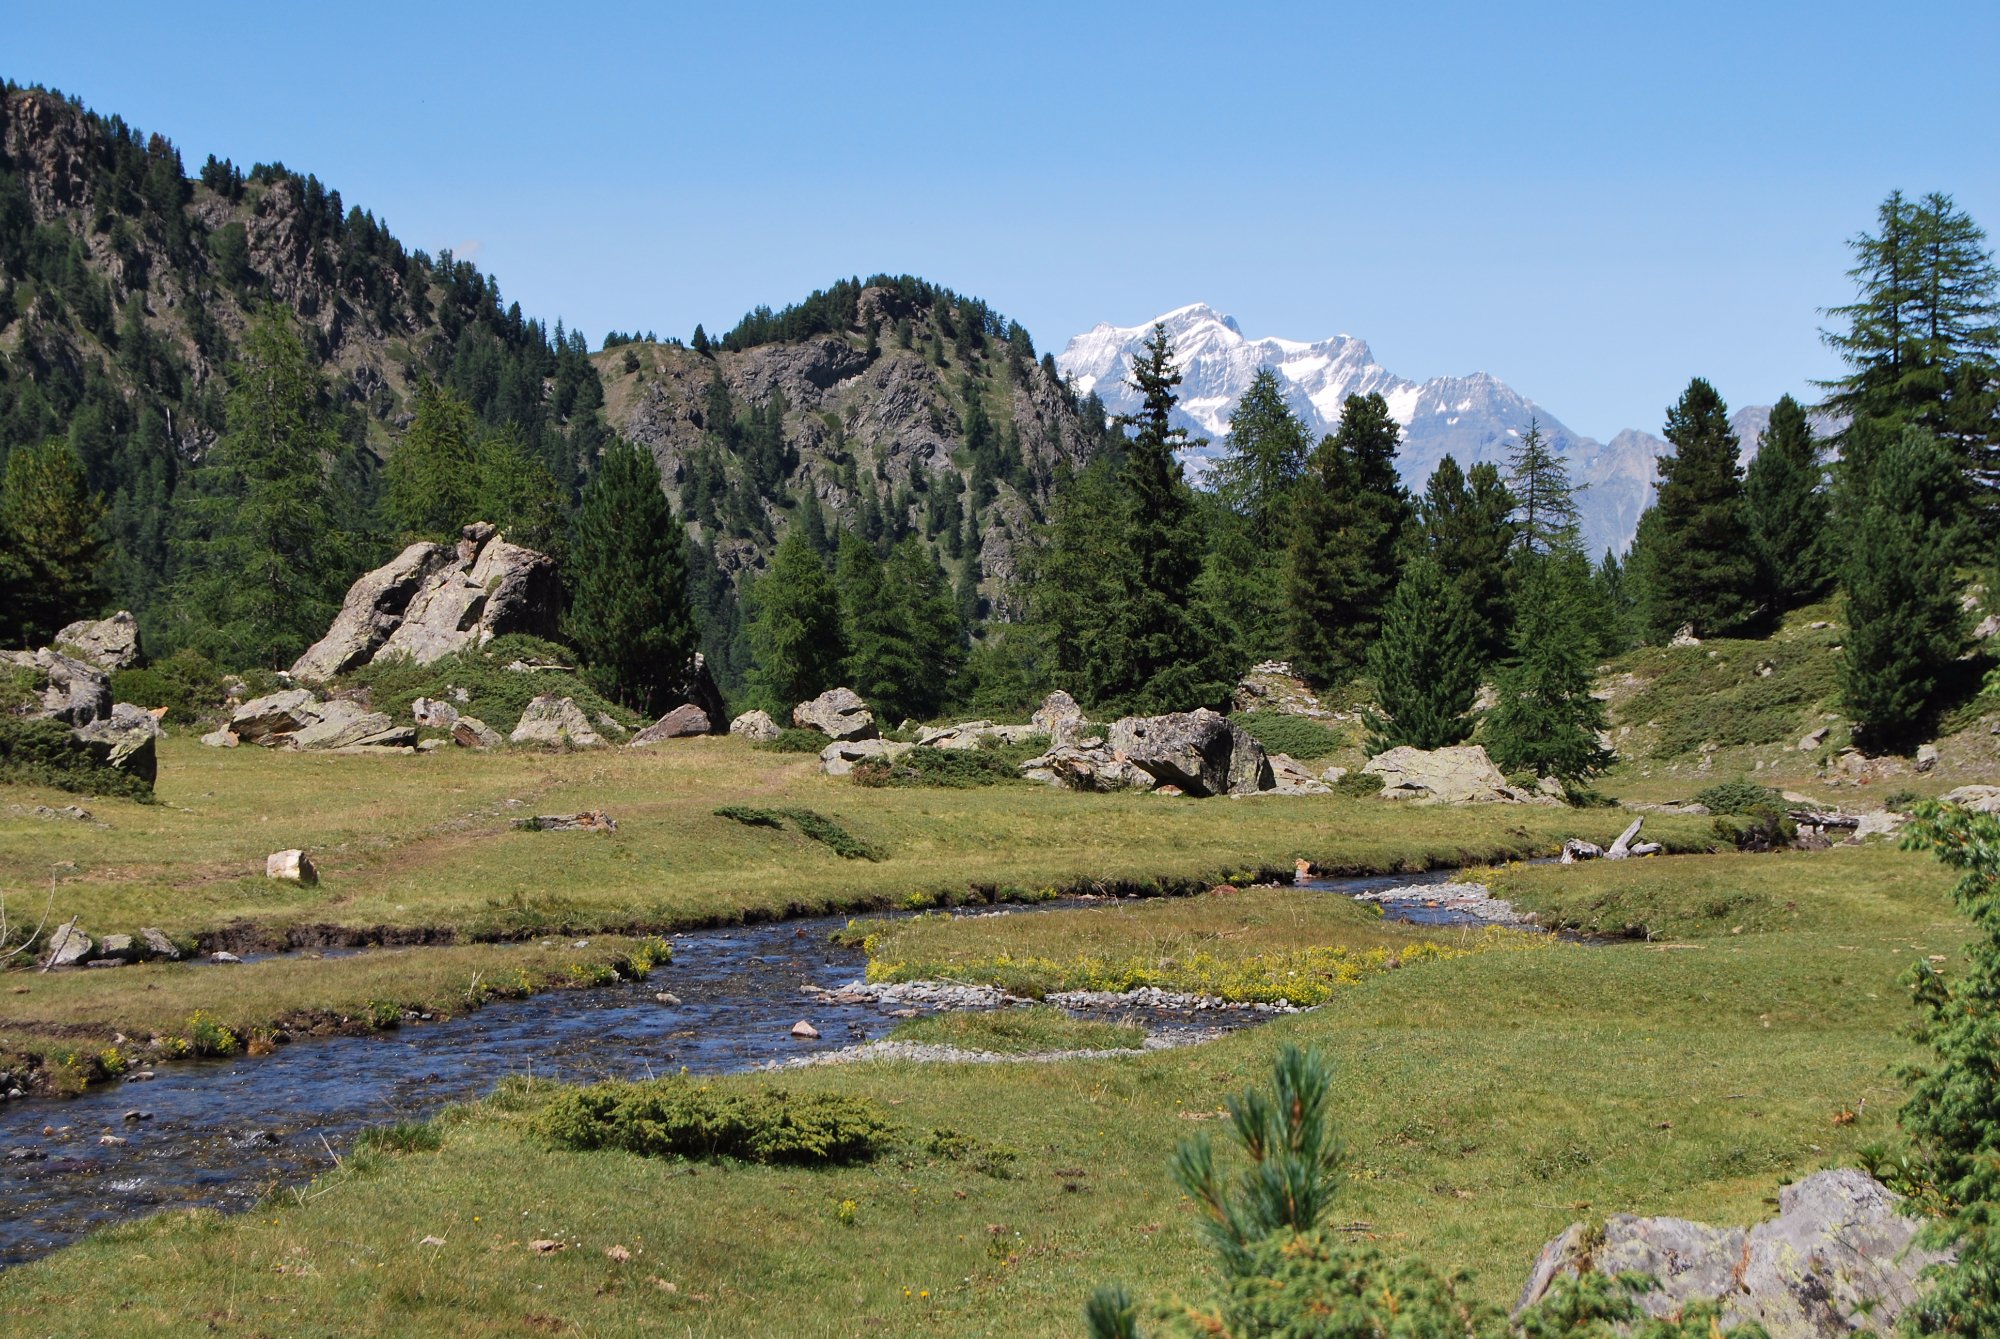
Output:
1058 304 1751 557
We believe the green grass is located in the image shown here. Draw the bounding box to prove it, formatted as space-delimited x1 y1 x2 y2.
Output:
0 843 1959 1337
342 634 643 736
886 1005 1147 1054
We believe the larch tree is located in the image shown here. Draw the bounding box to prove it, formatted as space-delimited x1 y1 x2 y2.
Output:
749 525 847 713
1505 419 1582 557
384 379 481 538
562 439 695 716
1483 550 1613 784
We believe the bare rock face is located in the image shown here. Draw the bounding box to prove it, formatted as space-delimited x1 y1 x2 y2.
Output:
793 687 877 741
73 703 161 784
287 700 409 751
411 696 460 730
1515 1170 1948 1338
510 696 604 749
820 738 913 776
450 716 503 750
1362 744 1549 804
1030 691 1088 748
1231 661 1333 718
4 648 113 726
53 611 142 672
230 689 322 744
1108 709 1273 797
1943 784 2000 814
291 542 455 683
916 720 1041 750
729 709 781 743
265 849 318 885
631 704 713 746
1019 740 1154 792
1265 752 1331 795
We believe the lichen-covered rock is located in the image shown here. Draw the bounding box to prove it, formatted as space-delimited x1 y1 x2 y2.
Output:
793 687 877 741
509 696 603 749
1362 744 1548 804
916 720 1041 750
1265 752 1330 795
1107 709 1272 797
53 610 142 672
287 699 399 751
729 709 781 743
42 922 92 969
411 696 460 730
1230 661 1333 718
450 716 503 750
289 542 456 682
72 702 160 784
820 738 913 776
1019 741 1154 792
1515 1169 1948 1338
631 704 713 745
230 689 321 744
4 647 113 726
1030 691 1088 748
374 526 561 666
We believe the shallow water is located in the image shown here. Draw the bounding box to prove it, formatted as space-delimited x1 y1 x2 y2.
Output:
0 868 1478 1268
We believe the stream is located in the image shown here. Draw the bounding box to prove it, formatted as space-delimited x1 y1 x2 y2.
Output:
0 868 1487 1268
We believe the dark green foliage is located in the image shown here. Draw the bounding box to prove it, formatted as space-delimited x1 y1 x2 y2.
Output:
1841 429 1968 750
344 634 633 733
1484 553 1611 782
1030 458 1131 704
1711 805 1797 853
0 439 108 646
0 716 152 800
851 745 1028 789
1231 711 1346 761
1287 394 1409 687
534 1077 893 1166
560 439 694 715
1366 554 1480 751
1334 771 1384 798
383 379 480 538
108 648 224 725
1212 368 1310 528
834 533 967 722
1743 396 1832 610
1419 456 1514 662
755 727 827 754
473 427 568 556
1639 378 1762 639
749 528 846 712
1506 420 1581 557
1693 780 1786 816
779 807 883 860
712 805 786 828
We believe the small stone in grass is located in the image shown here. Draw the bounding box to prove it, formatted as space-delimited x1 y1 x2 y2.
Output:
530 1239 563 1254
605 1244 631 1263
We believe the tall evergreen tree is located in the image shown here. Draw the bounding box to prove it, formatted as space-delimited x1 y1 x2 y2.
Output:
168 307 359 668
1364 554 1480 751
1742 394 1832 611
1418 455 1514 662
384 379 481 538
1285 394 1408 686
563 439 695 716
1505 419 1582 556
475 426 569 557
1640 377 1762 638
835 530 916 719
884 537 968 721
1483 551 1613 783
749 525 846 712
1211 368 1310 527
1029 459 1132 705
1841 428 1967 751
0 439 108 646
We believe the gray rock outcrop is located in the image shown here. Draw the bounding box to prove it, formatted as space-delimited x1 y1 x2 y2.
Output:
53 610 142 672
916 720 1041 750
290 541 456 682
1030 691 1087 748
820 738 913 776
1515 1169 1948 1338
1942 784 2000 814
672 653 730 735
1230 661 1333 718
4 647 112 726
1362 744 1549 804
1265 753 1331 795
229 689 321 744
42 922 92 969
450 716 503 750
793 687 877 741
510 695 604 749
730 709 781 743
1019 740 1154 792
72 703 161 784
411 696 460 730
631 704 713 745
287 700 399 751
265 849 318 885
1107 709 1272 797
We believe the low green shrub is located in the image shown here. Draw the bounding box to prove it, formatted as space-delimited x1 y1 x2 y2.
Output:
1333 771 1383 798
757 728 828 754
108 648 225 726
1694 780 1786 815
0 716 153 800
1882 789 1920 814
1232 711 1346 760
714 804 786 828
780 807 883 860
535 1077 894 1166
343 635 638 734
852 746 1024 789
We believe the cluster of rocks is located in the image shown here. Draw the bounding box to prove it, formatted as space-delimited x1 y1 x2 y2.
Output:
1517 1169 1947 1338
206 687 419 753
40 921 185 970
1049 986 1301 1013
3 612 160 786
1363 745 1562 805
810 981 1025 1010
775 1030 1221 1070
1348 881 1538 928
1231 660 1341 719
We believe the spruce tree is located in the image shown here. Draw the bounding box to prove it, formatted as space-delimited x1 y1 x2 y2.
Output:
1028 459 1133 706
1484 551 1613 783
563 439 695 715
1742 394 1832 611
385 380 481 538
1285 394 1408 687
1364 554 1480 751
0 439 108 646
750 525 846 712
1418 455 1514 663
1641 377 1762 638
884 537 967 720
1505 419 1582 556
1212 367 1310 527
835 530 915 719
1841 428 1967 751
168 307 359 668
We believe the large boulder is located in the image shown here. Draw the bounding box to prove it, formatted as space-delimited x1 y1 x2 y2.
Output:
671 653 730 735
1266 752 1331 796
729 709 782 743
1231 661 1333 718
5 648 112 726
450 716 503 750
630 704 713 746
1942 784 2000 814
289 542 457 682
53 611 142 672
287 699 405 751
1108 709 1273 797
73 703 161 784
1515 1169 1948 1338
1362 744 1546 804
916 720 1041 750
1020 740 1154 793
510 695 604 749
820 738 913 777
230 689 321 744
1030 691 1088 748
793 687 877 741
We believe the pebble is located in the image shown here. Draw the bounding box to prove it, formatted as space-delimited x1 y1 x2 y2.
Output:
210 951 242 964
98 1135 127 1147
653 992 681 1007
122 1110 152 1122
789 1020 821 1039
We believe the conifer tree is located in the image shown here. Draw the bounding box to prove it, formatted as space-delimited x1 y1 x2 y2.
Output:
1484 551 1612 783
1841 428 1967 750
563 439 694 715
1742 394 1832 611
0 439 107 646
884 537 967 720
1640 377 1762 638
1418 455 1514 663
1364 554 1480 751
168 307 359 668
1505 419 1582 556
1029 459 1132 705
1212 368 1310 527
1285 394 1408 686
385 380 481 538
835 530 914 718
475 426 569 557
749 526 845 712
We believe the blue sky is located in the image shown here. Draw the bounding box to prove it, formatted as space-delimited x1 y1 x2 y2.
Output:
13 1 1999 441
